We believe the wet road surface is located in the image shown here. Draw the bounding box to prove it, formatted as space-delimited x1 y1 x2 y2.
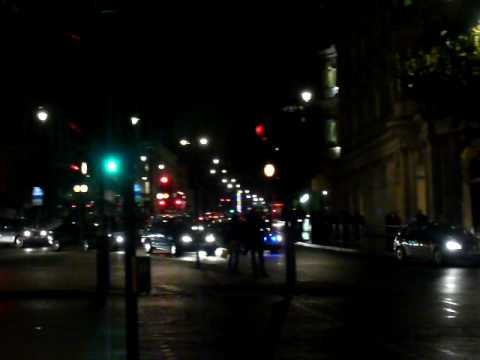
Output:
1 245 480 359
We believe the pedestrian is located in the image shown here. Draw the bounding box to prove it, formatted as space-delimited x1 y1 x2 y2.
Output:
227 214 242 274
245 209 267 278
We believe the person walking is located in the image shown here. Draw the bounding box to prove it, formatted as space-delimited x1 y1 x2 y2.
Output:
245 209 267 278
227 214 242 274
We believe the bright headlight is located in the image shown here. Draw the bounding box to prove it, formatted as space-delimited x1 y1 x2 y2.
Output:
23 230 31 237
276 235 283 242
205 234 216 243
40 230 48 237
446 240 462 251
115 235 124 244
181 235 193 243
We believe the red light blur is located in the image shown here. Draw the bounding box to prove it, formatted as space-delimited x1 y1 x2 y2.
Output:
175 200 182 205
255 123 265 137
159 200 166 206
160 176 169 184
70 164 80 171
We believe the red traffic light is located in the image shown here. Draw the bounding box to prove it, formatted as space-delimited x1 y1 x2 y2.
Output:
255 123 265 137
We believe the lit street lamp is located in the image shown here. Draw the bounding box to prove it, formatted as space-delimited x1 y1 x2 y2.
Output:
179 139 191 146
140 155 147 162
212 158 220 165
322 190 329 196
130 116 140 126
300 193 310 204
36 108 49 122
210 169 216 174
263 163 276 178
227 183 233 189
221 169 227 174
158 164 165 170
300 90 313 103
221 178 228 183
199 137 209 146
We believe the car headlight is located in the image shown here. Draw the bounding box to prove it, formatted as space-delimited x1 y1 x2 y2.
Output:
205 234 216 243
40 230 48 237
23 230 31 237
115 235 124 244
48 236 54 244
276 234 283 242
181 235 193 243
446 239 462 251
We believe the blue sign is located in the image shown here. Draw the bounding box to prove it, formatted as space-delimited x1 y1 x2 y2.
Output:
32 187 44 206
32 187 44 198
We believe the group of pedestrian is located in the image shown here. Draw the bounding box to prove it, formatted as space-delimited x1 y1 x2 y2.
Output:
226 209 268 278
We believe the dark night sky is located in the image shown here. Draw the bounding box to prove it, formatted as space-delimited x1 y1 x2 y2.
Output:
2 2 335 189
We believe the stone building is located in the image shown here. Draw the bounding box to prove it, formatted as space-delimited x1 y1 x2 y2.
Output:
329 0 480 240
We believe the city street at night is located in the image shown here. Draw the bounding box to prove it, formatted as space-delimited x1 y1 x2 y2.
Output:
2 1 480 359
2 244 480 359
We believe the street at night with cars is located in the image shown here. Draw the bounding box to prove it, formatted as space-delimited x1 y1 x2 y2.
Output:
2 1 480 359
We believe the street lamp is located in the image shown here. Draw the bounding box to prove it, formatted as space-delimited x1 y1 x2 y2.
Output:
300 90 313 103
322 190 329 196
140 155 147 162
210 169 216 174
179 139 191 146
299 193 310 204
199 137 209 146
212 158 220 165
231 178 237 183
131 116 140 126
158 164 165 170
227 183 233 189
36 108 49 122
263 163 276 178
221 178 228 183
221 169 227 174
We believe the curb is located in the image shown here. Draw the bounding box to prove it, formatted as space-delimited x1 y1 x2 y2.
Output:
296 242 396 258
296 242 361 254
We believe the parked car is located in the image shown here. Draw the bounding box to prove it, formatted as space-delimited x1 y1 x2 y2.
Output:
141 217 222 256
394 223 480 265
0 218 22 247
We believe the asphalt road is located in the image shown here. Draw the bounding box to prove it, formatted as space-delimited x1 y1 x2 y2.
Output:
1 244 480 359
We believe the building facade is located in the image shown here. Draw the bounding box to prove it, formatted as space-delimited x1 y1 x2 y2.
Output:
330 0 480 243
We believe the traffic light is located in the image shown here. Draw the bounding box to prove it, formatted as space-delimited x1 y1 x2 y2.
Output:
103 156 121 175
255 123 265 137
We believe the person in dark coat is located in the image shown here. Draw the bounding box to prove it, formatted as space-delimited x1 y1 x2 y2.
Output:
245 209 267 277
227 214 242 274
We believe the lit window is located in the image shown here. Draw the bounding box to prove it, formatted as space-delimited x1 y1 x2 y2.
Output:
325 119 338 145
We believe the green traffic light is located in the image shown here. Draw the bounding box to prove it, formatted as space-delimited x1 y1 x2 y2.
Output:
103 156 121 175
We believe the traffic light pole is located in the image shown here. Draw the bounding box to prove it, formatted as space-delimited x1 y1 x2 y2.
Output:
121 124 140 360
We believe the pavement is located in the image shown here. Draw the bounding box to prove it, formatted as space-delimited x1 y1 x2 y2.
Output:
2 244 480 359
